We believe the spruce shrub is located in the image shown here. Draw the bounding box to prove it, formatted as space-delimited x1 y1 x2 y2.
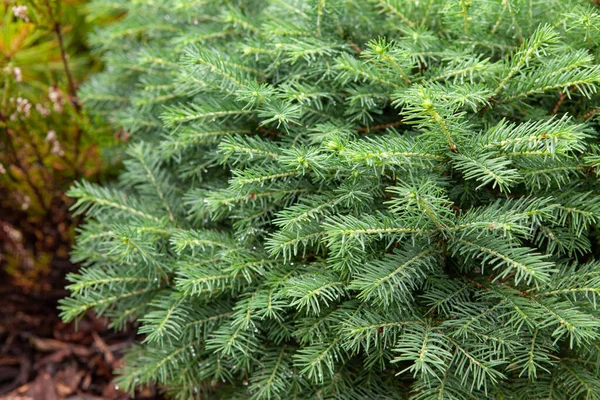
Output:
62 1 600 398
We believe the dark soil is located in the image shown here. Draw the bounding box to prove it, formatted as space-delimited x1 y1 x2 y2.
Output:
0 259 160 400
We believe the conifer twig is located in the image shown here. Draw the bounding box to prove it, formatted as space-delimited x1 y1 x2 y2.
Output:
584 108 600 121
551 92 568 115
355 119 404 133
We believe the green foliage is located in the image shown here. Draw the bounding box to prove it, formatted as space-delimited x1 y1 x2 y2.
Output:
62 0 600 398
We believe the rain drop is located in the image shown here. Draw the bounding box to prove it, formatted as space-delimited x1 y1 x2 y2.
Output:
243 379 249 386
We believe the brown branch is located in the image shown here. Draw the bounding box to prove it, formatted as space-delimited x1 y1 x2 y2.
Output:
44 0 80 114
551 92 567 115
15 119 48 175
498 271 516 284
1 122 50 213
10 127 53 198
584 108 600 121
355 119 404 133
552 87 579 116
348 41 362 54
43 0 84 177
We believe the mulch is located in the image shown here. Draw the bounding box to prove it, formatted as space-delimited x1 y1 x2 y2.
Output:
0 264 161 400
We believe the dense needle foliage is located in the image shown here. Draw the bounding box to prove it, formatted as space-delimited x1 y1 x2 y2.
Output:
62 0 600 398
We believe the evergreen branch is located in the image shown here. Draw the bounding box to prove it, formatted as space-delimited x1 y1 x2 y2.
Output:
340 308 414 353
335 53 401 88
452 235 555 285
501 66 600 102
451 152 520 193
282 270 346 314
340 135 444 169
139 293 188 345
162 104 253 126
231 169 303 187
446 336 506 391
294 337 343 383
65 268 152 295
266 227 326 260
493 24 559 96
60 287 161 322
68 181 160 222
528 297 600 347
170 229 234 253
273 195 338 231
393 323 452 381
128 144 176 222
249 346 291 400
372 0 416 28
351 244 439 307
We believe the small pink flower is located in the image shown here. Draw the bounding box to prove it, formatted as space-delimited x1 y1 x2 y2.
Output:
51 140 65 157
36 103 51 117
13 67 22 82
12 5 29 22
45 130 57 142
2 223 23 242
21 195 30 211
45 130 64 156
49 86 64 112
15 97 31 117
0 164 6 175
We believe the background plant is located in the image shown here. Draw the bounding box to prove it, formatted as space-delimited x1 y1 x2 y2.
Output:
0 0 118 288
62 0 600 399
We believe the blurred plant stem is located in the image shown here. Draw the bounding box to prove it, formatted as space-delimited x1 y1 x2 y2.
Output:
0 0 118 289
